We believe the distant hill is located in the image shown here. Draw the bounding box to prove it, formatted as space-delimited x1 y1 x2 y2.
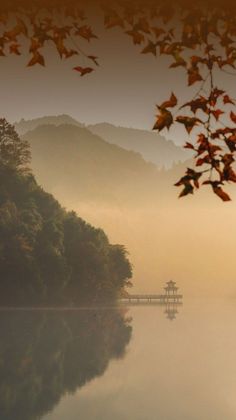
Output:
23 124 164 206
88 123 191 168
15 114 83 136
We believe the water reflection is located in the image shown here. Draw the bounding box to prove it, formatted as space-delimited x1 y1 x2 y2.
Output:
0 308 132 420
120 300 183 321
163 301 182 321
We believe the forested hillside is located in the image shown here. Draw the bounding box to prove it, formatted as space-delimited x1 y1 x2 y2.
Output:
0 119 132 305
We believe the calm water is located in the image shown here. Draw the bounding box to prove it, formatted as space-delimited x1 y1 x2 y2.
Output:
1 299 236 420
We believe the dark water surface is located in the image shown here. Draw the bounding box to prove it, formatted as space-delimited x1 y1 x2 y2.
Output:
1 300 236 420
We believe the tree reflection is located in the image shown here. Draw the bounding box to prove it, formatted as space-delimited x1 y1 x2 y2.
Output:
0 308 132 420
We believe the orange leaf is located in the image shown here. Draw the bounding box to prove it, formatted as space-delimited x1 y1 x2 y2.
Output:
230 111 236 123
73 66 94 76
223 95 235 105
27 51 45 67
160 92 177 109
212 109 224 121
176 116 201 134
141 41 157 56
153 108 173 131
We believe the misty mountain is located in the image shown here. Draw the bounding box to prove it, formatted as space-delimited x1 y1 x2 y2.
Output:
14 114 83 136
23 124 164 206
88 123 191 168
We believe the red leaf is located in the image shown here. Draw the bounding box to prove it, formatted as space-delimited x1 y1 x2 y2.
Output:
230 111 236 123
27 51 45 67
176 116 201 134
212 109 224 121
160 92 177 109
153 108 173 131
73 66 94 76
223 95 235 105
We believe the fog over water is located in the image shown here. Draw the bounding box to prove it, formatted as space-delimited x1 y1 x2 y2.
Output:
59 189 236 298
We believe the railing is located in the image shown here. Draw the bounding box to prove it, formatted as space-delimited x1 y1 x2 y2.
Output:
120 294 183 302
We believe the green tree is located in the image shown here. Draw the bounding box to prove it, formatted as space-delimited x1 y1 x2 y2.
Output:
0 119 30 170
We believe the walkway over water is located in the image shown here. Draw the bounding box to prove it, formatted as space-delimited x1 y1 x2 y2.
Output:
121 294 183 303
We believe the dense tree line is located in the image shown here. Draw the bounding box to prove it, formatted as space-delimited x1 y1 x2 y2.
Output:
0 119 132 305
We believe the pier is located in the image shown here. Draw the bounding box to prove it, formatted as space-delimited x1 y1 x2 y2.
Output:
121 293 183 303
120 281 183 304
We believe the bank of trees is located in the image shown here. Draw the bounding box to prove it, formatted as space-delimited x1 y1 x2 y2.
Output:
0 119 132 305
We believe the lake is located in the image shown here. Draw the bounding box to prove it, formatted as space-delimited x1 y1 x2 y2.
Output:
1 299 236 420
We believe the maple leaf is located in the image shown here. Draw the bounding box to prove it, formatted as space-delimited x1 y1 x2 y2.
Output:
29 38 42 53
181 96 208 114
176 116 201 134
27 51 45 67
153 107 173 131
203 181 231 201
169 52 186 68
135 18 150 34
179 183 194 197
187 66 203 86
126 30 145 45
64 49 78 59
105 16 124 29
75 25 98 41
141 40 157 56
87 55 99 66
230 111 236 123
160 92 177 109
73 66 94 76
9 43 21 55
212 109 224 121
223 94 235 105
184 142 195 150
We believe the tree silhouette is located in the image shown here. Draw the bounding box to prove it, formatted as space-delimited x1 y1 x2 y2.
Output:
1 0 236 200
0 119 30 170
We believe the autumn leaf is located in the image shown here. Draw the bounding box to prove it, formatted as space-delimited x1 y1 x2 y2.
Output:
75 25 98 41
141 40 157 56
29 38 42 53
179 183 194 197
169 52 186 68
160 92 177 109
212 109 224 120
27 51 45 67
105 15 124 29
223 94 235 105
187 66 203 86
9 43 21 55
176 116 201 134
203 181 231 201
153 107 173 131
135 18 150 34
87 55 99 66
184 142 195 150
126 30 145 45
73 66 94 76
230 111 236 123
181 96 208 114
